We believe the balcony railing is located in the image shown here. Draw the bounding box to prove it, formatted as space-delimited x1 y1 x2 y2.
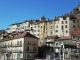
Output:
26 50 37 52
27 43 31 45
12 44 22 47
11 50 22 53
32 44 36 46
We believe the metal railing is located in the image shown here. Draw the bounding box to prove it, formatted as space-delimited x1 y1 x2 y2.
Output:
32 44 36 46
12 44 22 47
27 43 31 45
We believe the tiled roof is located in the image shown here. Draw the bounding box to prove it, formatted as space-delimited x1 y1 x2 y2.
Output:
71 30 80 35
45 35 57 39
55 36 71 40
14 32 27 38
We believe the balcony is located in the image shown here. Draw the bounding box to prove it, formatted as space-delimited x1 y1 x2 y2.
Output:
26 43 31 46
11 50 22 53
32 44 36 46
26 50 37 53
12 44 22 47
7 45 12 47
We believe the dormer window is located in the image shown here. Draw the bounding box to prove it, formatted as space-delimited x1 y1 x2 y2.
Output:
63 17 66 20
17 24 20 27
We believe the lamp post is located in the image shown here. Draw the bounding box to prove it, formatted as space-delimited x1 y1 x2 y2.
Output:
63 43 64 60
61 42 65 60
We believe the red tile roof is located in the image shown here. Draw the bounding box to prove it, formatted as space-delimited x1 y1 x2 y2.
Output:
14 32 27 38
71 30 80 35
45 35 57 39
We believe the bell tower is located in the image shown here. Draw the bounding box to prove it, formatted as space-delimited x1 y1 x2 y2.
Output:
79 2 80 11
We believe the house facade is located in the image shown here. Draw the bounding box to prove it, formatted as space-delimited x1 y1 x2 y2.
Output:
0 32 38 60
44 20 55 37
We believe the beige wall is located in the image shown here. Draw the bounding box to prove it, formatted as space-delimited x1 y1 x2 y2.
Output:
45 21 55 37
30 23 40 38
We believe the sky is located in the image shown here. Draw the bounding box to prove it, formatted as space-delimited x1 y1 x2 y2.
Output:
0 0 80 30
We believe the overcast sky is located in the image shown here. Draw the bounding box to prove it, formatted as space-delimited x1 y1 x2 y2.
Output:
0 0 80 30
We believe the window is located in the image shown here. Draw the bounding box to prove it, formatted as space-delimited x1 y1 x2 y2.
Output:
20 41 22 45
62 21 63 24
16 28 20 30
33 41 35 44
63 17 66 20
46 23 47 25
38 25 39 27
73 25 75 28
33 47 36 51
27 47 29 51
56 30 58 32
62 25 63 29
46 31 47 34
17 41 19 45
41 26 42 28
37 34 39 36
51 26 52 29
34 26 36 28
28 41 29 44
17 24 20 27
51 31 52 34
65 21 67 23
46 27 47 30
35 30 36 32
25 26 26 28
11 42 12 45
65 25 67 28
56 25 58 28
66 30 68 33
73 20 75 23
38 30 39 32
16 28 18 30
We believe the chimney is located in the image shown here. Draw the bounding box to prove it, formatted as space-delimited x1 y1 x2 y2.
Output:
47 18 49 21
24 20 26 22
31 19 32 21
61 14 63 17
54 16 56 19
